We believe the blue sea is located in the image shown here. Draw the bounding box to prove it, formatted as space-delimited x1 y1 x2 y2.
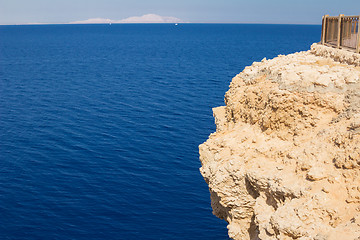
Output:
0 24 320 239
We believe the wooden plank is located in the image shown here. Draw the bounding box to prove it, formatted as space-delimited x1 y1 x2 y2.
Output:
332 19 336 42
321 15 329 44
354 21 358 35
341 15 360 18
330 19 334 42
337 14 344 48
357 15 360 53
321 15 324 44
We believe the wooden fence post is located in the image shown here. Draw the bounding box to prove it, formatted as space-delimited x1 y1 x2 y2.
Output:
321 15 329 44
337 14 344 48
357 15 360 53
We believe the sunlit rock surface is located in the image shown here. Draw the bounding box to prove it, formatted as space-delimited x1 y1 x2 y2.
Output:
199 44 360 240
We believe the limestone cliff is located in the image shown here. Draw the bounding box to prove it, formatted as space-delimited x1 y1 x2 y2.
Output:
199 43 360 240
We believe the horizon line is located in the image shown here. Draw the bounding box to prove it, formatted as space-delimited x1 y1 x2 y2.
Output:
0 22 321 26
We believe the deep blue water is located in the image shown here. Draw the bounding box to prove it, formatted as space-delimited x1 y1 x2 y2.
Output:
0 24 320 239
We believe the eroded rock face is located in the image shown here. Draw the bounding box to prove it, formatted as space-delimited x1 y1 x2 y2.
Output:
199 44 360 240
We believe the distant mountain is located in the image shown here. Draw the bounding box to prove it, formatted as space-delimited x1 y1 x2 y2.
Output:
70 18 113 24
70 14 187 24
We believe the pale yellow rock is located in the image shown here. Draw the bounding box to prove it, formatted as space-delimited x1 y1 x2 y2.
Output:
306 166 327 181
199 44 360 240
213 106 227 132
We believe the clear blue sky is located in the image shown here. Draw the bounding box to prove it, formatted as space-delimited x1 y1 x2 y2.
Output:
0 0 359 25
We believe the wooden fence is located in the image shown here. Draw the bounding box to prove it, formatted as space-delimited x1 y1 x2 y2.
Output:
321 14 360 53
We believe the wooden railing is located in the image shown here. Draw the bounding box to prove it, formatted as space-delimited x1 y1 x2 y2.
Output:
321 14 360 53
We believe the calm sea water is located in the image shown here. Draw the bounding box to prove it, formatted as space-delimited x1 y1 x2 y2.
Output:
0 24 320 239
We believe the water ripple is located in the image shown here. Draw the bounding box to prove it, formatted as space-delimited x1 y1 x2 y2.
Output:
0 23 320 239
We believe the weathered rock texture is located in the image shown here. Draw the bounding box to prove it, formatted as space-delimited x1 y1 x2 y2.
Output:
311 43 360 67
199 44 360 240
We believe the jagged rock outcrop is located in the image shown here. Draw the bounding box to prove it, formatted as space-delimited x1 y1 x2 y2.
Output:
199 44 360 240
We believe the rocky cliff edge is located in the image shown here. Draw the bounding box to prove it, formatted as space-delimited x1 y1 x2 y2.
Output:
199 43 360 240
